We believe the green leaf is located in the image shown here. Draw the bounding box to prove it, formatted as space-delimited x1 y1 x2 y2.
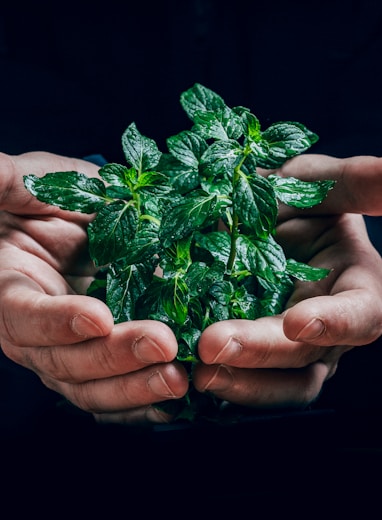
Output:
240 110 262 141
134 171 173 196
106 185 132 200
98 163 131 187
140 192 170 221
23 172 107 213
157 153 200 194
192 106 244 140
161 236 193 274
121 224 161 266
200 139 243 179
208 280 234 306
286 258 331 281
208 298 230 322
177 327 201 362
231 285 262 320
185 260 226 298
201 176 232 196
257 122 318 168
288 121 319 145
236 234 286 283
234 172 277 237
240 151 259 176
194 230 231 265
194 230 249 274
180 83 226 122
187 297 205 332
167 130 207 169
159 192 220 247
121 122 162 172
87 201 138 266
86 275 106 300
259 275 295 316
143 275 189 325
163 275 190 325
135 283 173 325
268 174 336 208
106 262 153 323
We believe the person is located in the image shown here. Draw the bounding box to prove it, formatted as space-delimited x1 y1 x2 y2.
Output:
2 5 382 509
1 149 381 432
1 1 382 432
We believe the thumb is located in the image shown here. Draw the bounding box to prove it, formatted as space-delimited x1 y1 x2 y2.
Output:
0 279 114 348
0 151 101 215
276 154 382 216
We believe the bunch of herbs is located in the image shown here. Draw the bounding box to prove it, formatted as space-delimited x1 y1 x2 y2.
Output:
24 83 335 422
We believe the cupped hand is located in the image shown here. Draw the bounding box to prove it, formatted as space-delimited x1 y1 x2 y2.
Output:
193 154 382 410
0 152 188 425
275 153 382 218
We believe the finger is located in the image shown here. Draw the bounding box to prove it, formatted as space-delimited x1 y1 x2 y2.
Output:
6 320 179 383
283 291 382 347
0 151 100 215
93 405 174 425
0 276 114 348
193 361 329 408
275 154 382 216
198 318 327 369
0 222 93 277
55 362 189 414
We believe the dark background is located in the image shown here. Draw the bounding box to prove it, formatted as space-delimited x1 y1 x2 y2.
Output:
1 1 382 508
2 1 382 161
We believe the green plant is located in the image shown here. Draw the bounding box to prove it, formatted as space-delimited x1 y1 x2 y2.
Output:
24 83 335 422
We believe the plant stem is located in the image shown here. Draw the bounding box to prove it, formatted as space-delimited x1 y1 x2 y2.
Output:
227 212 239 272
226 151 247 272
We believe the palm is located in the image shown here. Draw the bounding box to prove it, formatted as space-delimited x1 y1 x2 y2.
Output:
0 152 100 296
276 211 382 346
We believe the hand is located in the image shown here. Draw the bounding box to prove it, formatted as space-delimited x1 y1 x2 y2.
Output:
0 152 188 425
193 154 382 410
275 154 382 217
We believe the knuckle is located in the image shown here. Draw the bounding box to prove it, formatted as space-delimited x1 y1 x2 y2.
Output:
35 346 76 382
89 338 117 373
69 380 101 413
0 153 15 205
298 362 328 405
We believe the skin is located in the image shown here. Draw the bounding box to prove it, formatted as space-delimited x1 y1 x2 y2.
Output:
1 152 382 423
274 154 382 217
193 154 382 408
0 152 188 425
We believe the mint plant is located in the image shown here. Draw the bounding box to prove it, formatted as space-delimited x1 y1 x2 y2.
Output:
24 83 335 422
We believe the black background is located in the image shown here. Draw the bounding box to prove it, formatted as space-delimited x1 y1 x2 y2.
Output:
2 1 382 161
1 1 382 509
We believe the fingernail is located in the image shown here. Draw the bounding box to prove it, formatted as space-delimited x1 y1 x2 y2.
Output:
133 336 167 363
203 365 234 392
147 371 176 398
145 406 171 423
210 336 242 363
295 318 326 341
71 314 104 337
